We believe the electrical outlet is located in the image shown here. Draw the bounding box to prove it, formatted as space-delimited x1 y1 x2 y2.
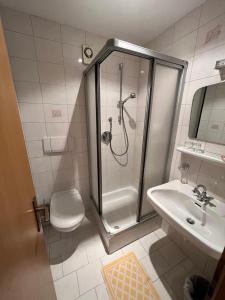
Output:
52 110 62 118
205 24 222 44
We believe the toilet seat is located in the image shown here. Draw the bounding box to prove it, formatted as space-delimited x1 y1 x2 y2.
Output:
50 189 85 232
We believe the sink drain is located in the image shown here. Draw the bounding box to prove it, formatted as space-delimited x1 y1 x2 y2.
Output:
186 217 195 225
114 225 120 230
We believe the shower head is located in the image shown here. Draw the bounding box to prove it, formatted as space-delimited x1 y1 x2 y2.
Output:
121 93 136 104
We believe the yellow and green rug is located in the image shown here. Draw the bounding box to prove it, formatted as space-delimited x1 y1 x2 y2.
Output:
102 252 160 300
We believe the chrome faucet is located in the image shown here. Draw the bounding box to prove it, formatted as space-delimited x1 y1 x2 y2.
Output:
193 184 215 207
193 184 216 226
193 184 207 201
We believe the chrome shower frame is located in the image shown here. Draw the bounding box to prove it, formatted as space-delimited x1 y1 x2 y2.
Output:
84 39 188 251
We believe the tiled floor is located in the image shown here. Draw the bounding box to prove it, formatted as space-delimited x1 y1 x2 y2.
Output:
44 212 200 300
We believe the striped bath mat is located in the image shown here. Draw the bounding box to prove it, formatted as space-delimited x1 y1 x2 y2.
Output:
102 252 160 300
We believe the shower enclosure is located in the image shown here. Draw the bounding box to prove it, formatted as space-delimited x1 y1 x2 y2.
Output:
85 39 187 251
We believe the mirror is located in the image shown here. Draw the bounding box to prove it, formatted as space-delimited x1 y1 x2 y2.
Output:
189 81 225 145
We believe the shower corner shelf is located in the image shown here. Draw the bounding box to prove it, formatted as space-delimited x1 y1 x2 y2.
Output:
177 146 225 166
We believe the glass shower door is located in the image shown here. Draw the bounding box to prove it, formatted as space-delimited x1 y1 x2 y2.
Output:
139 61 181 218
99 51 151 231
86 66 101 212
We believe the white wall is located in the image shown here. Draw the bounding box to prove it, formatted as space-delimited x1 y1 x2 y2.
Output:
146 0 225 278
146 0 225 201
0 6 107 207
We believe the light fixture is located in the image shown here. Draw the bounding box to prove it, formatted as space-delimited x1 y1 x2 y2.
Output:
78 58 82 64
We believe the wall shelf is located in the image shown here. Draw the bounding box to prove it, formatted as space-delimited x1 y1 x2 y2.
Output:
177 146 225 166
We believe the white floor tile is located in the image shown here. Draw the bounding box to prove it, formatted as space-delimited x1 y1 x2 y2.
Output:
122 240 147 260
139 232 161 253
153 277 178 300
44 225 61 244
77 260 104 295
154 228 167 239
76 289 97 300
164 261 194 300
86 239 106 263
62 247 88 275
76 224 98 248
140 251 171 282
49 239 67 262
54 272 79 300
95 284 110 300
51 263 63 281
159 240 185 269
101 249 123 266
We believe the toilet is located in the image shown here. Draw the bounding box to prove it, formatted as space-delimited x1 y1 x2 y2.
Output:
50 189 85 232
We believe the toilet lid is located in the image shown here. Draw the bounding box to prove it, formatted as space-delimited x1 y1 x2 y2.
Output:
50 189 84 230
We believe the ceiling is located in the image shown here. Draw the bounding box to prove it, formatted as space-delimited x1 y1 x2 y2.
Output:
0 0 206 44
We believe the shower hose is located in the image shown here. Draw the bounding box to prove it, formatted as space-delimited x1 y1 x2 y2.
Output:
109 102 129 156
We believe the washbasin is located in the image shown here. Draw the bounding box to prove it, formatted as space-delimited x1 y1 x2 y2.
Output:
147 180 225 259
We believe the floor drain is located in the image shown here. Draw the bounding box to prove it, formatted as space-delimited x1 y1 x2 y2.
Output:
114 225 120 229
186 217 195 225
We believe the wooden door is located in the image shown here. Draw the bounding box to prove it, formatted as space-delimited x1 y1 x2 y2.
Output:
0 21 56 300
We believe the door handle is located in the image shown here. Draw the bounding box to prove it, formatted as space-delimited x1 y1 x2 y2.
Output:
32 199 41 232
26 197 50 232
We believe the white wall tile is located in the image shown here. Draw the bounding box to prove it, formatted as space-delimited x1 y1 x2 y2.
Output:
172 31 197 60
191 44 225 81
5 31 35 59
147 26 174 51
41 84 66 104
52 169 74 191
30 156 51 173
62 43 83 66
27 140 44 158
64 65 83 86
174 7 201 42
14 81 42 103
85 32 106 51
35 38 63 64
31 16 61 41
46 122 70 136
44 104 68 123
38 62 65 85
196 14 225 54
1 7 32 35
67 104 80 123
200 0 225 26
51 153 73 171
148 0 225 200
23 122 46 141
19 103 45 122
61 24 85 46
1 7 103 206
11 57 39 82
32 171 53 203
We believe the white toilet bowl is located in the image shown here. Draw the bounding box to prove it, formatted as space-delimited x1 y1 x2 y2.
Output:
50 189 85 232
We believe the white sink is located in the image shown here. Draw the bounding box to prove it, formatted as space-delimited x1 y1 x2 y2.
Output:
147 180 225 259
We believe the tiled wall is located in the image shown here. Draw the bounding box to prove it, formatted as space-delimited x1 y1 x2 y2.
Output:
146 0 225 201
0 6 107 207
146 0 225 275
